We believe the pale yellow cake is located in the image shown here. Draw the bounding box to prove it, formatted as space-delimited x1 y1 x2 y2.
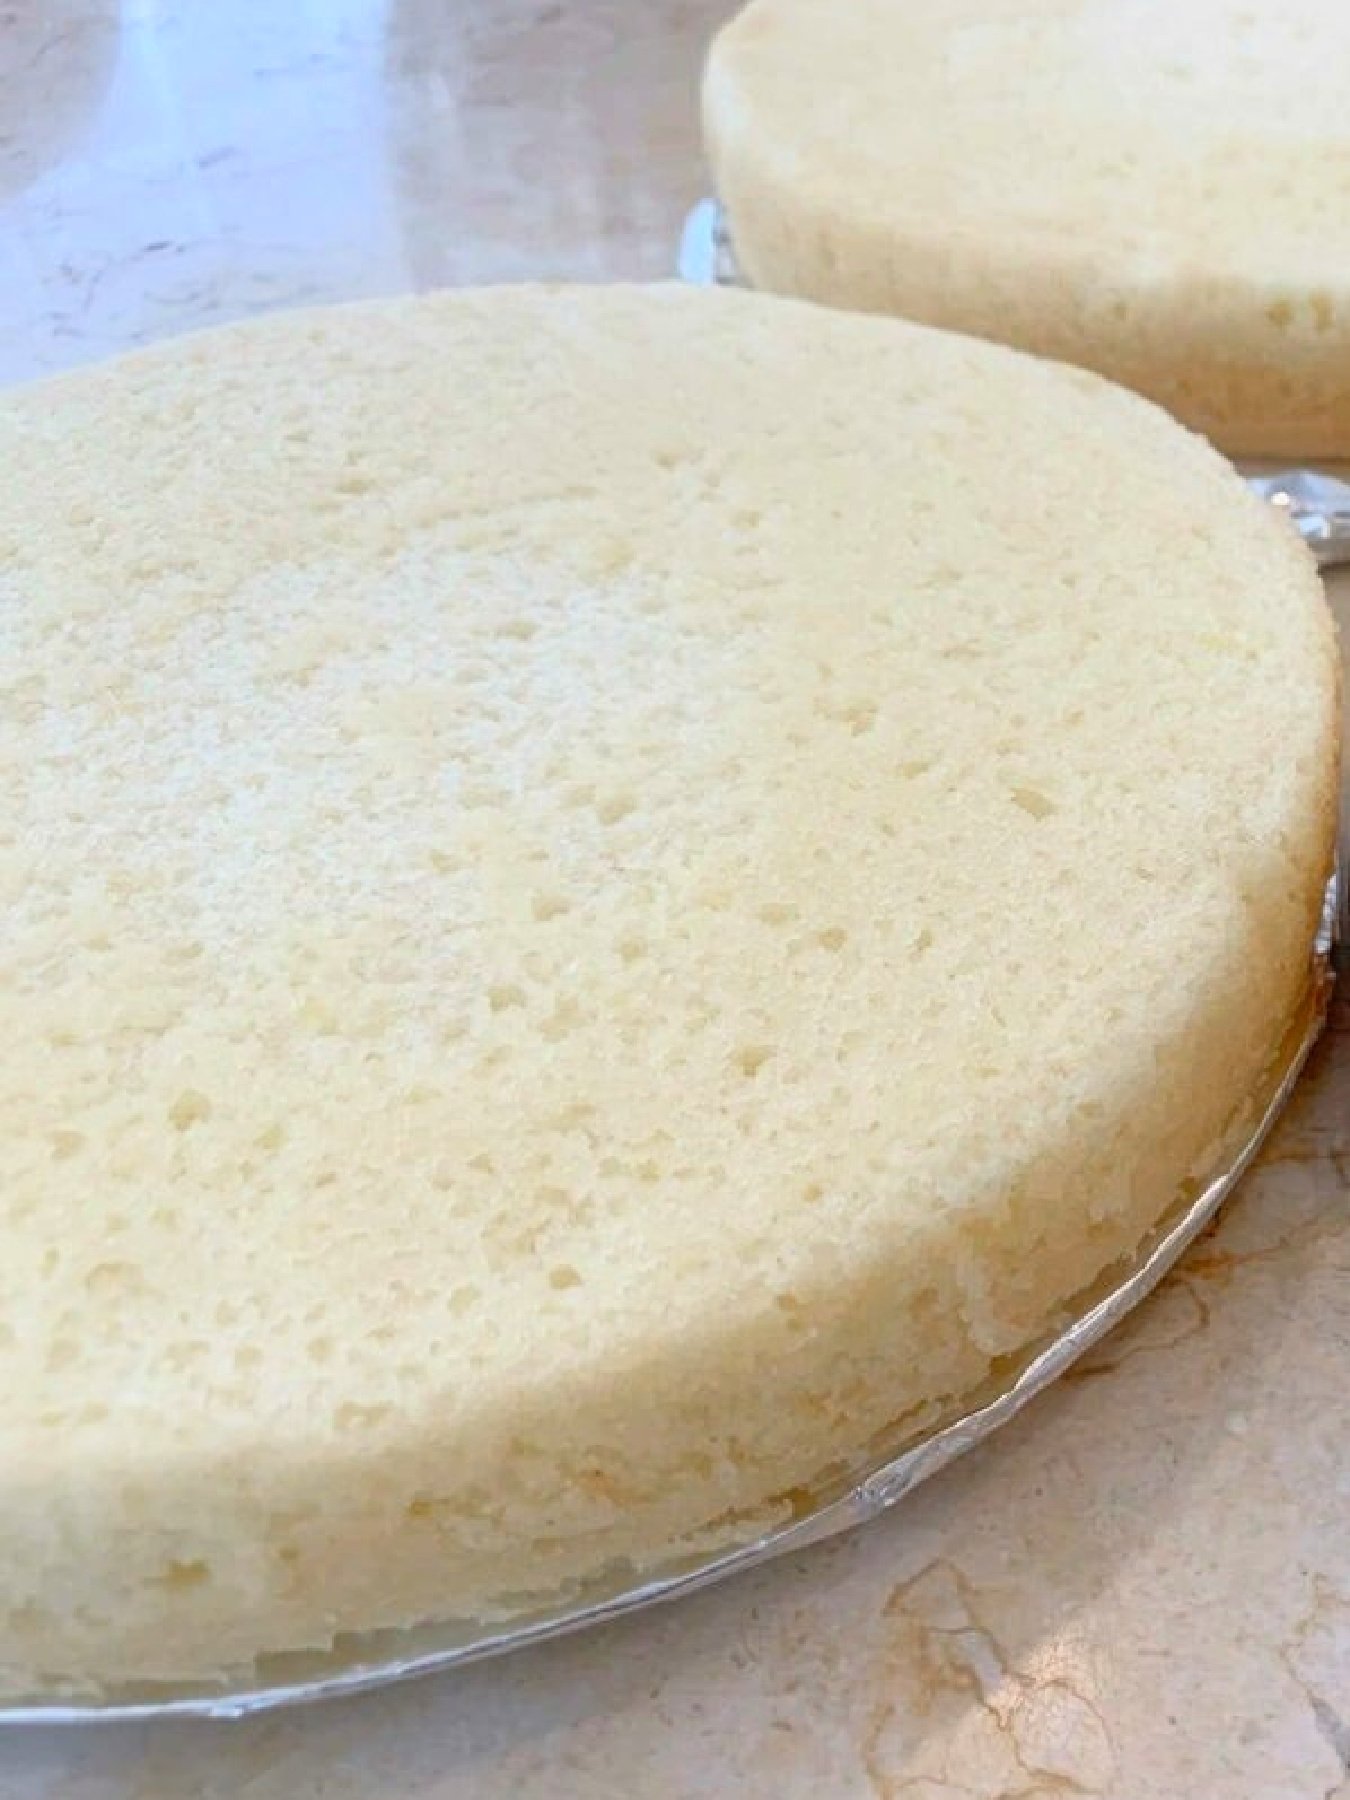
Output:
703 0 1350 455
0 284 1337 1695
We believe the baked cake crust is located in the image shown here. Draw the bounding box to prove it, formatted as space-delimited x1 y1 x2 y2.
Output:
704 0 1350 455
0 284 1337 1691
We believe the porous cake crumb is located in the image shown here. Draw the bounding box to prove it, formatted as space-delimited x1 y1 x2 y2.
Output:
704 0 1350 454
0 283 1337 1691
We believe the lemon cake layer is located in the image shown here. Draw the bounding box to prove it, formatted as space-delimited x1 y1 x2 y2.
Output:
704 0 1350 455
0 283 1337 1693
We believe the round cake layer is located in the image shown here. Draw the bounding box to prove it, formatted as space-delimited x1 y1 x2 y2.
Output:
703 0 1350 455
0 284 1337 1693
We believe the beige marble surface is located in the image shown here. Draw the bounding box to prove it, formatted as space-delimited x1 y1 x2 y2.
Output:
1 2 1348 1795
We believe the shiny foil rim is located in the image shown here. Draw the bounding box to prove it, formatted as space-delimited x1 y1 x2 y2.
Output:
5 864 1339 1723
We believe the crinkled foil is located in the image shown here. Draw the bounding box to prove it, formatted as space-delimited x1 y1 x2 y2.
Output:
1246 470 1350 568
677 197 742 291
6 223 1344 1720
677 200 1350 571
9 867 1339 1723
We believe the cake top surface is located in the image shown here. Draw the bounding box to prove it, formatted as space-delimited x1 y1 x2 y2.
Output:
705 0 1350 281
0 281 1336 1482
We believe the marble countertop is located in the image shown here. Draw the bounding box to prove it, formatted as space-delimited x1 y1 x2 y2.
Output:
2 3 1347 1795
